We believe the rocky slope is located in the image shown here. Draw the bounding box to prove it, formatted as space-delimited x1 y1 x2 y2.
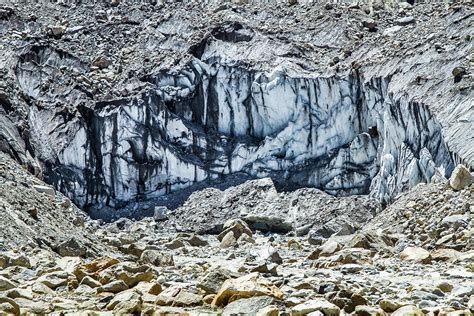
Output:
0 153 473 315
0 0 472 216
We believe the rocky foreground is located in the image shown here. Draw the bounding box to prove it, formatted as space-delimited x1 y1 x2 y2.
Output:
0 153 472 315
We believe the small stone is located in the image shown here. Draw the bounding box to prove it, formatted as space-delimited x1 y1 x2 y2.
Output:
92 56 112 69
153 206 169 221
32 185 55 197
165 239 186 250
452 67 467 83
437 281 454 293
396 16 416 25
37 271 69 289
257 305 279 316
49 25 66 37
319 239 341 257
80 276 102 288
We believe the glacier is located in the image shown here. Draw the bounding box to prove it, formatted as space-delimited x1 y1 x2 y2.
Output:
21 56 453 211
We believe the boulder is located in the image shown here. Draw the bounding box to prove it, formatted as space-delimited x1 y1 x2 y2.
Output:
391 305 424 316
218 219 253 241
37 271 69 289
355 305 386 316
379 299 405 312
220 231 237 248
140 250 174 266
97 262 154 287
197 267 237 295
223 296 278 316
431 249 461 262
0 276 16 291
400 247 431 263
98 280 128 293
257 305 280 316
291 298 341 316
55 237 87 257
172 290 203 307
212 272 284 306
449 165 473 190
106 290 142 313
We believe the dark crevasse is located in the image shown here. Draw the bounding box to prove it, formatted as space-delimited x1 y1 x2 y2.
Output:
17 53 453 213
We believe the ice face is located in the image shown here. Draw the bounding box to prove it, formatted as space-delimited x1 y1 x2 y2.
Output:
40 58 453 209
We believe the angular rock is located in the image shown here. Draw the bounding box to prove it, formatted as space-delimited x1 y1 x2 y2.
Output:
223 296 278 316
172 291 203 307
32 185 55 197
106 290 142 313
449 165 473 190
140 250 174 267
355 305 386 316
218 219 253 241
99 280 129 293
0 276 16 291
56 237 87 257
319 240 341 257
37 271 69 289
212 272 284 306
400 247 431 263
197 267 237 295
391 305 424 316
291 298 341 316
220 231 237 248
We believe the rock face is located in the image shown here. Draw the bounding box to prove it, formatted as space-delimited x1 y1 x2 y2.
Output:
2 1 471 217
